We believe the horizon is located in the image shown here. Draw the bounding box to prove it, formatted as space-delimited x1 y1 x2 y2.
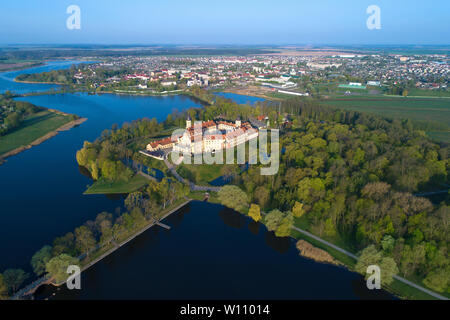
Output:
1 0 449 45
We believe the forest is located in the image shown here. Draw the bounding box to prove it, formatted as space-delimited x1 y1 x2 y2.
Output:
233 97 449 294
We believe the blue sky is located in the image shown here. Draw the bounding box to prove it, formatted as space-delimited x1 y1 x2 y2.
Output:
0 0 449 45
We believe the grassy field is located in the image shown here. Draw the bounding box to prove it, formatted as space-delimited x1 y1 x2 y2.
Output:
84 174 149 194
321 96 450 142
406 88 450 98
0 111 72 155
177 163 225 185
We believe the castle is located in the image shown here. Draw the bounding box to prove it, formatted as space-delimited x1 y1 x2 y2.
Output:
146 117 258 155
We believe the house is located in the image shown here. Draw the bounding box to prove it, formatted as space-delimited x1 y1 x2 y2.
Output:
146 137 174 152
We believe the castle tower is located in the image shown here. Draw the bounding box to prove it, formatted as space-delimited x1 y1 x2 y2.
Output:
186 115 192 129
235 117 241 127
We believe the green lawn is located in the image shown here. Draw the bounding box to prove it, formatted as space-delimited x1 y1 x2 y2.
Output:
0 111 72 155
177 163 225 185
84 174 149 194
407 88 450 98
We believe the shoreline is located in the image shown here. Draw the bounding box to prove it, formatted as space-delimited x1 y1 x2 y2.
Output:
13 79 65 85
17 199 192 299
0 116 87 165
0 62 44 73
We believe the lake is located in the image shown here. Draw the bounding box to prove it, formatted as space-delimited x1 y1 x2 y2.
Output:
0 62 394 299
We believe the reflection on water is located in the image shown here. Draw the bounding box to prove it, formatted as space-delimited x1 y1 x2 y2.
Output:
218 207 246 229
265 231 291 254
104 193 128 201
351 279 398 300
77 165 92 179
248 220 260 235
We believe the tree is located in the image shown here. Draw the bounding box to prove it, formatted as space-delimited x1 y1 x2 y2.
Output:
2 269 29 294
355 245 398 285
275 213 294 237
253 186 270 208
264 209 284 232
423 268 449 293
248 204 261 222
52 232 75 256
46 254 79 284
381 235 395 253
218 185 249 212
31 245 53 276
292 201 305 218
75 226 96 257
0 274 8 300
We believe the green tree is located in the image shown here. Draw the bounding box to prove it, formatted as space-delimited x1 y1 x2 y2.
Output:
0 274 8 300
275 212 294 237
2 269 29 294
75 226 96 257
253 186 270 208
265 209 284 232
423 268 449 293
292 201 305 218
218 185 249 212
356 245 398 285
46 254 79 284
31 245 53 276
248 204 261 222
381 235 395 253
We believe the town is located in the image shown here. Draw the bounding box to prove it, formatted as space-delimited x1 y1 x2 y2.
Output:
16 50 449 100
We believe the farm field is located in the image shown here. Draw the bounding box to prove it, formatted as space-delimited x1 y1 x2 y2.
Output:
321 96 450 142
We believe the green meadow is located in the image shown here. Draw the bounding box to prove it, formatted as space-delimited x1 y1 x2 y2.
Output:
321 96 450 143
0 111 71 156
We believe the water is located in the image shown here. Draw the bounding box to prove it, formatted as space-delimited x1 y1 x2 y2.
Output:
0 63 202 272
0 60 91 94
35 201 394 300
0 62 394 299
215 92 265 105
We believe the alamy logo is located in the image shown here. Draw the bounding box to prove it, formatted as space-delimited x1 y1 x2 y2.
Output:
366 265 381 289
66 5 81 30
66 265 81 290
366 5 381 30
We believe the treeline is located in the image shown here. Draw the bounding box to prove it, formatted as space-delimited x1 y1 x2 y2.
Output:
0 176 188 299
0 47 275 61
0 93 42 136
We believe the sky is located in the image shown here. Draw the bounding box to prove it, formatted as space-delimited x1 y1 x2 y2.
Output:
0 0 449 45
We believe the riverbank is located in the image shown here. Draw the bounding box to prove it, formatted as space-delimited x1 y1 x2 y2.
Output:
0 113 87 164
0 61 44 72
13 79 65 85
